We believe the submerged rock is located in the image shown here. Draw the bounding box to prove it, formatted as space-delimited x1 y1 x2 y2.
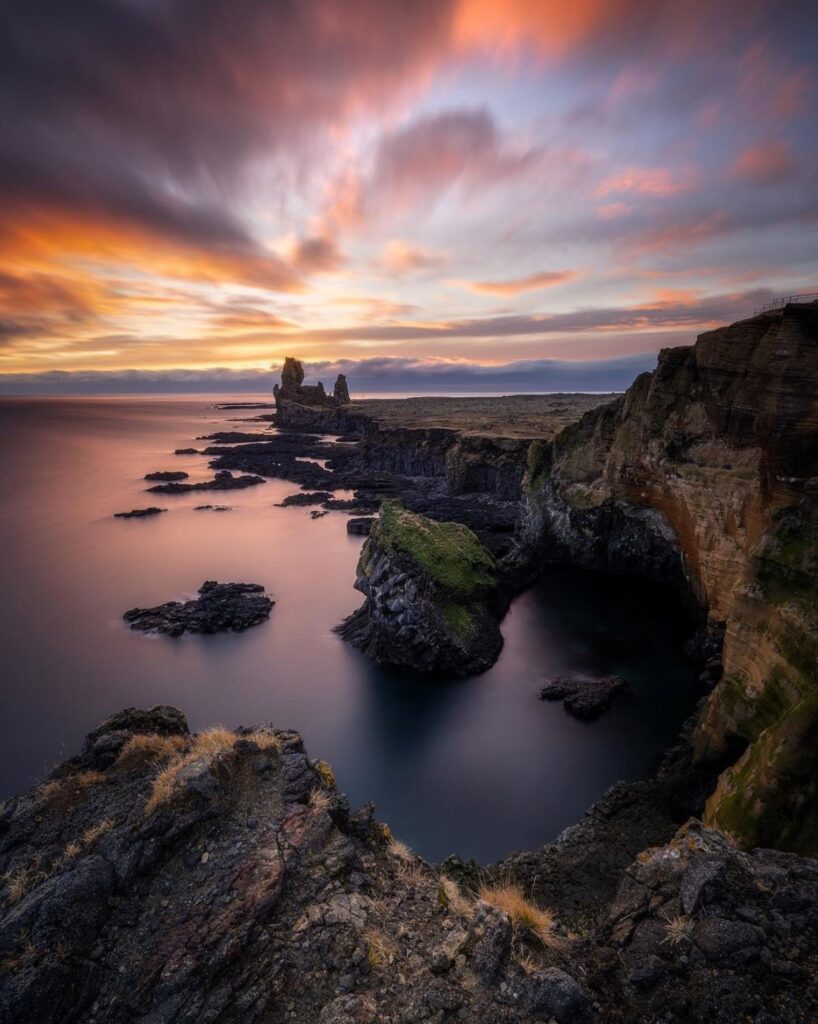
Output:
174 447 201 454
310 509 329 519
113 507 166 519
144 470 188 481
146 469 265 493
338 499 503 675
123 581 273 636
193 504 232 512
540 675 628 719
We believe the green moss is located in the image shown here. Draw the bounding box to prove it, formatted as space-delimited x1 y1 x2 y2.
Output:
373 499 497 600
443 603 475 640
712 695 818 855
524 440 549 491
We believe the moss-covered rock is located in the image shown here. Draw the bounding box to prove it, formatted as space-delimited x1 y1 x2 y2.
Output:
338 500 503 675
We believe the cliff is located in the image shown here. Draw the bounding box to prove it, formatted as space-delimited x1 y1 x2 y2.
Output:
3 707 817 1024
524 302 818 853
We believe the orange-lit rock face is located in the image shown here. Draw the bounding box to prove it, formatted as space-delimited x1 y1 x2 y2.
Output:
525 302 818 853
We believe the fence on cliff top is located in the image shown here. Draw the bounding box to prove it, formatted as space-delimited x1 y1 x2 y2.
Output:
753 292 818 316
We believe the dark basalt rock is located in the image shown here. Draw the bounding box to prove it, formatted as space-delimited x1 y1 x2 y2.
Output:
277 490 334 507
174 447 201 455
123 581 273 636
193 504 232 512
339 500 504 676
2 710 816 1024
310 509 329 519
144 470 189 481
539 675 628 719
146 469 265 493
347 517 375 535
113 507 166 519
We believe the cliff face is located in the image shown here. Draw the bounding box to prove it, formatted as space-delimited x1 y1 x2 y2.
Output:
525 303 818 853
339 499 503 675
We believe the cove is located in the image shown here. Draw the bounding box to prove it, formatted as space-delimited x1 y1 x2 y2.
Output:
0 397 700 862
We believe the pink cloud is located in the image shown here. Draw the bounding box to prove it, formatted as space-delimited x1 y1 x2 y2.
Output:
731 141 796 187
593 166 690 199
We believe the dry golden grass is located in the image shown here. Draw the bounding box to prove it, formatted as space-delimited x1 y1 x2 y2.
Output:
439 875 474 919
313 759 336 789
2 856 47 906
143 726 280 816
116 733 188 768
308 787 331 812
387 838 413 862
63 841 82 860
478 882 564 950
513 946 546 974
660 912 693 946
363 927 396 969
80 818 114 847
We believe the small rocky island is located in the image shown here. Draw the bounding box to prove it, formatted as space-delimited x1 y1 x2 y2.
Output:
339 499 503 675
123 581 273 636
539 676 628 719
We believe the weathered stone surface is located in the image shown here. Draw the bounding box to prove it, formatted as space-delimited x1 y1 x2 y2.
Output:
123 581 273 636
539 675 628 719
3 713 817 1024
276 490 334 507
338 499 504 675
522 302 818 855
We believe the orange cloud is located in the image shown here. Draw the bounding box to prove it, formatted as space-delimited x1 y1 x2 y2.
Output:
456 269 577 296
378 240 447 275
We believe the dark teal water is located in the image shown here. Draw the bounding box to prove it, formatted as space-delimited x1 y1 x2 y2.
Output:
0 397 700 862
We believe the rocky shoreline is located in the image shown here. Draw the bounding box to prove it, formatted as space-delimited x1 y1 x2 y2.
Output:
1 706 816 1024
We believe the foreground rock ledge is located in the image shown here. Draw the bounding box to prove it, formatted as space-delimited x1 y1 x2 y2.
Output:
123 581 273 636
339 499 504 675
2 706 817 1024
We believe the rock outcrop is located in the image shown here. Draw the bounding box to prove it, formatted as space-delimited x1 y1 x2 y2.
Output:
274 357 350 426
2 707 817 1024
539 675 628 719
339 499 503 675
146 470 265 493
523 301 818 854
123 581 273 636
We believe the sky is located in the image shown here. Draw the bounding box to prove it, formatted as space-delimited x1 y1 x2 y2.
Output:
1 0 817 394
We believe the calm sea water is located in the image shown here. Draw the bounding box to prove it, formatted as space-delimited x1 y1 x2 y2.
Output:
0 396 700 862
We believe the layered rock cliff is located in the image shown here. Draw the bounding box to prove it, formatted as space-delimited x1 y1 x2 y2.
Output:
523 302 818 854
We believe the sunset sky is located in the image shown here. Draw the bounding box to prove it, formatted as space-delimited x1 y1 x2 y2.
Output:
1 0 817 393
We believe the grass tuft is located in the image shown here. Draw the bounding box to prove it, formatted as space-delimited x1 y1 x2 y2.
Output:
438 875 473 919
1 856 47 906
116 733 188 768
363 927 396 969
143 726 281 816
478 882 564 950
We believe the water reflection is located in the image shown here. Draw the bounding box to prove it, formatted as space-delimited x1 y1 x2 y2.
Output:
0 397 699 862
